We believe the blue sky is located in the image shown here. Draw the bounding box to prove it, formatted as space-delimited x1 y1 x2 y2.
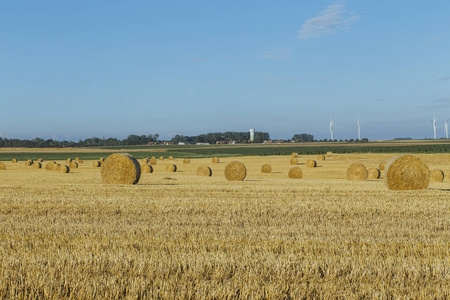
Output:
1 0 450 141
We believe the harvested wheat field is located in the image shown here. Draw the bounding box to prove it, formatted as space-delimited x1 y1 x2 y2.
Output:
0 152 449 298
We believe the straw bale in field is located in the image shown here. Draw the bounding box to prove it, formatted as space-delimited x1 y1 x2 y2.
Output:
224 161 246 181
168 156 174 160
346 163 368 181
317 154 325 160
33 162 42 169
45 162 55 170
430 169 444 182
379 161 387 171
288 167 303 179
25 159 33 166
92 160 101 168
261 164 272 173
70 161 78 169
141 164 153 173
166 164 177 172
37 158 44 162
159 156 164 160
183 158 190 164
101 153 141 185
291 153 298 158
197 166 212 177
141 158 150 164
75 157 84 164
306 159 317 168
66 158 72 164
0 162 6 170
150 158 157 165
59 165 70 173
384 155 429 190
212 157 220 164
53 163 60 171
11 159 17 163
290 158 298 165
367 168 381 179
99 157 105 162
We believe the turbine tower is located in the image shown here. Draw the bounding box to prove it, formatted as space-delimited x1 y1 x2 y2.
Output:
432 113 437 139
357 116 361 140
445 120 449 139
329 116 334 140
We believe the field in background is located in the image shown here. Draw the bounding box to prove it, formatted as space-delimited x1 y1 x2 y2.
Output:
0 151 449 298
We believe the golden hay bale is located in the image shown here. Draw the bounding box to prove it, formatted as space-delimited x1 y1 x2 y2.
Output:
141 164 153 173
166 164 177 172
197 166 212 177
212 157 220 164
306 159 317 168
53 163 61 171
150 158 157 166
379 161 387 171
317 154 325 160
33 162 42 169
224 161 247 181
92 160 101 168
99 157 105 162
367 168 381 179
101 153 141 185
11 159 17 163
45 162 55 170
288 167 303 179
168 156 174 160
290 158 298 165
37 158 44 162
183 158 190 164
151 156 156 160
159 156 164 160
59 165 70 173
25 159 33 166
70 161 78 169
291 152 299 158
430 169 444 182
326 151 333 156
66 158 72 163
261 164 272 173
141 158 150 164
384 155 429 190
0 162 6 170
75 158 84 164
346 163 368 181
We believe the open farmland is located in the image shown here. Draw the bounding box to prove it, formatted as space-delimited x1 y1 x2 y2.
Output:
0 151 449 298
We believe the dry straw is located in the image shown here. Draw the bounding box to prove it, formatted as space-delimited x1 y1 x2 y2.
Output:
66 158 72 164
346 163 368 181
141 164 153 173
101 153 141 185
168 156 174 160
379 161 387 171
224 161 247 181
58 165 70 173
11 159 17 163
141 158 150 164
430 169 444 182
45 162 55 170
166 164 177 172
0 162 6 170
306 159 317 168
326 151 333 156
150 158 157 165
197 166 212 177
70 161 78 169
367 168 381 179
291 153 298 158
288 167 303 179
52 163 60 171
37 158 44 162
261 164 272 173
92 161 101 168
159 156 164 160
212 157 220 164
317 154 325 160
384 154 429 190
33 162 42 169
290 158 298 165
25 160 33 166
99 157 105 162
75 158 84 164
183 159 190 164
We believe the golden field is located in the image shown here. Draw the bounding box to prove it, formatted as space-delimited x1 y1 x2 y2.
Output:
0 153 449 299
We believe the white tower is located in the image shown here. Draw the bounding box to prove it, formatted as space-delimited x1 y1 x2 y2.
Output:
249 127 255 142
357 116 361 140
329 116 334 140
432 113 437 139
445 120 448 139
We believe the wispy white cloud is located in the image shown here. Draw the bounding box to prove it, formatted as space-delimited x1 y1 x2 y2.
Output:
432 76 450 83
261 48 293 61
297 4 359 40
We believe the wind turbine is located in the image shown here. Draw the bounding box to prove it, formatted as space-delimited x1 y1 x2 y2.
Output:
329 116 334 140
445 120 449 139
432 113 437 139
357 116 361 140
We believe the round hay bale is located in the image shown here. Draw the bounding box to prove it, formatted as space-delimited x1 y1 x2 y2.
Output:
166 164 177 172
290 158 298 165
212 157 220 164
59 165 70 173
326 151 333 156
70 161 78 169
346 163 368 181
306 159 317 168
288 167 303 179
197 166 212 177
99 157 105 162
317 154 325 160
367 168 381 179
45 162 55 170
291 152 298 158
0 162 6 170
261 164 272 173
141 164 153 173
11 159 17 163
33 162 42 169
224 161 246 181
141 158 150 164
149 158 157 165
92 160 101 168
75 158 84 164
379 161 387 171
101 153 141 185
37 158 44 162
66 158 73 163
183 158 190 164
430 169 444 182
384 155 430 190
25 159 33 166
168 156 174 160
53 163 61 171
159 156 164 160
